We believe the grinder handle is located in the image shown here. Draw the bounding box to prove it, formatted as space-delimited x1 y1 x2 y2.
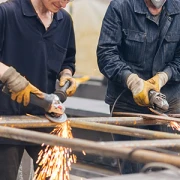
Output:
2 85 52 112
55 80 70 103
28 93 53 112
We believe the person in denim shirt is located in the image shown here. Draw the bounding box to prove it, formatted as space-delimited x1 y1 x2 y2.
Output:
97 0 180 174
0 0 76 179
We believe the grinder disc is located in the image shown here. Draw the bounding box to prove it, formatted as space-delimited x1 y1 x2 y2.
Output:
45 113 67 123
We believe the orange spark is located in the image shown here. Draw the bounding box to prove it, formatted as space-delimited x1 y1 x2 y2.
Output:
82 150 86 155
170 121 180 131
33 120 77 180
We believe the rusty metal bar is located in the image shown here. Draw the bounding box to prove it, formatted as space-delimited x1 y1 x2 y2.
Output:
0 116 180 139
0 125 180 167
113 112 180 123
70 121 180 139
102 139 180 150
169 114 180 118
0 115 168 128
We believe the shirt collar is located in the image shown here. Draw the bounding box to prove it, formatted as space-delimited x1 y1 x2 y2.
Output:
20 0 36 17
20 0 63 20
133 0 149 14
55 11 63 21
133 0 180 15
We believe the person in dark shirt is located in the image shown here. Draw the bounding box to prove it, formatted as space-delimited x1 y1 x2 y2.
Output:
97 0 180 174
0 0 76 179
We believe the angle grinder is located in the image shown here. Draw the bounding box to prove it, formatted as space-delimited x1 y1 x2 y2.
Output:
2 80 70 123
149 90 169 112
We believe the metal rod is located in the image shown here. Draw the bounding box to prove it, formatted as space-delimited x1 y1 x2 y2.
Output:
113 112 180 123
0 115 168 128
102 139 180 150
70 120 180 139
169 114 180 118
0 116 180 139
0 125 180 167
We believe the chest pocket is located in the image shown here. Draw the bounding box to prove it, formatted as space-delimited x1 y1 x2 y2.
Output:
47 42 67 74
164 33 180 62
122 29 146 65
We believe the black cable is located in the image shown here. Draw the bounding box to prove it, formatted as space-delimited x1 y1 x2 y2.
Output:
110 89 127 117
109 89 127 173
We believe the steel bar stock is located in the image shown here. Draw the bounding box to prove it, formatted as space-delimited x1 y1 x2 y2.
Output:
0 116 180 139
0 126 180 167
0 115 168 128
113 112 180 123
103 139 180 150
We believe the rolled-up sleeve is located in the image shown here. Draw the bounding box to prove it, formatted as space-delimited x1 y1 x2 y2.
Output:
97 1 131 87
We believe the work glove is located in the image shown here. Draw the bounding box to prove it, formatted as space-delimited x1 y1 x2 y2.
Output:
127 74 159 106
0 67 44 106
147 72 168 92
59 73 77 96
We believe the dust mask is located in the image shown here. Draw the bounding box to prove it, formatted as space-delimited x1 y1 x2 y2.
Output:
151 0 166 8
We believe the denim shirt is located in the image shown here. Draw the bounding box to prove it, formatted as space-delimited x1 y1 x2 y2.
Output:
97 0 180 107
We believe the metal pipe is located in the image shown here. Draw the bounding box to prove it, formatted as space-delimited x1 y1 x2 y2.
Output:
0 115 168 128
102 139 180 150
70 120 180 139
0 126 180 167
113 112 180 123
0 116 180 139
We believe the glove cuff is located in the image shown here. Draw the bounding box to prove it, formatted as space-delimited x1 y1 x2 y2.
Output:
157 72 168 88
127 74 144 95
0 66 21 83
0 67 16 83
126 74 139 88
0 66 29 92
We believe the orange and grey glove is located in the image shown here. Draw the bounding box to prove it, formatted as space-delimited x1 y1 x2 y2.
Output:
0 67 44 106
147 72 168 92
59 73 77 96
127 74 159 106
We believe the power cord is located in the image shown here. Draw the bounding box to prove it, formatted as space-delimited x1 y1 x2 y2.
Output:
110 89 127 117
109 89 127 174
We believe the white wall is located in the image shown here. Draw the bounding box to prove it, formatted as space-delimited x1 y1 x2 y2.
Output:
66 0 110 77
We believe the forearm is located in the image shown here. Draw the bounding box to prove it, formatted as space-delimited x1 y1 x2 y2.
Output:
0 62 9 79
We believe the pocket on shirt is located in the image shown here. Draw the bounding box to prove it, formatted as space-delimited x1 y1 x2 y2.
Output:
122 29 146 66
164 33 180 62
48 43 67 74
